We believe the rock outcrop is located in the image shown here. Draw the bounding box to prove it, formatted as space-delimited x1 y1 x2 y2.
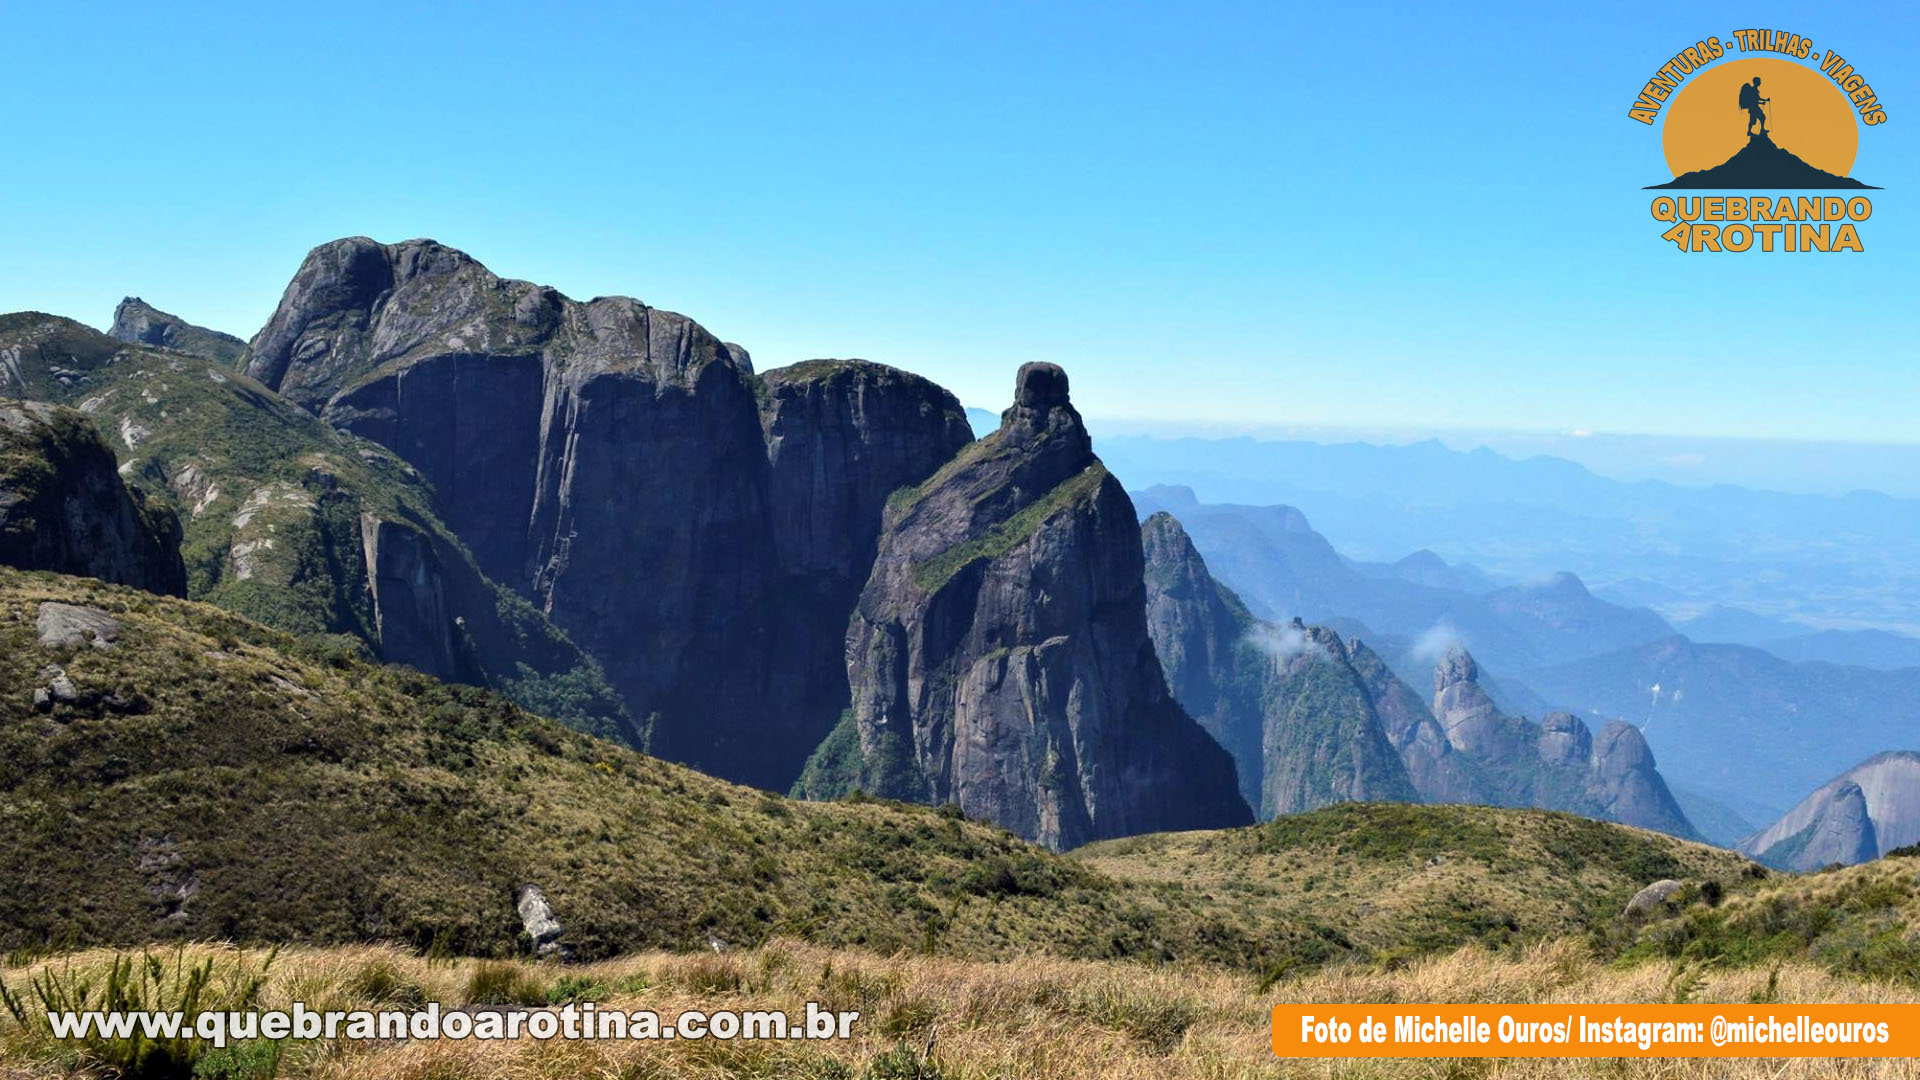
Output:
244 238 972 789
1587 719 1695 837
1346 638 1490 804
816 364 1251 847
1742 751 1920 871
1623 878 1682 916
1430 646 1698 839
515 884 569 961
1141 510 1420 817
0 400 185 595
0 314 636 747
109 298 247 366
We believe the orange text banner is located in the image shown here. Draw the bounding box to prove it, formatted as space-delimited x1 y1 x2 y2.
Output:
1272 1004 1912 1058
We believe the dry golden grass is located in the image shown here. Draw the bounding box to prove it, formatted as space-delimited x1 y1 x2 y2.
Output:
6 940 1920 1079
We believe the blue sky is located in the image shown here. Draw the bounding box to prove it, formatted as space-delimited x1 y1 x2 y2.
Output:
2 0 1914 444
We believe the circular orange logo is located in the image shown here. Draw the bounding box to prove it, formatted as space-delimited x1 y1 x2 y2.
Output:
1653 58 1868 188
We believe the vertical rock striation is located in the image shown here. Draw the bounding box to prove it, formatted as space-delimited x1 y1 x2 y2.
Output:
823 364 1251 848
246 238 975 788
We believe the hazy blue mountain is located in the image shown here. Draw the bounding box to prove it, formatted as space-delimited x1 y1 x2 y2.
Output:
1657 610 1920 671
1520 638 1920 825
1129 485 1675 677
1667 605 1811 646
1095 433 1920 637
965 406 998 438
1760 629 1920 672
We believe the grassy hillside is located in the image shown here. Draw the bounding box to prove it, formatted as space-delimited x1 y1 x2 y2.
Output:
1621 847 1920 984
1 567 1773 982
1079 803 1756 976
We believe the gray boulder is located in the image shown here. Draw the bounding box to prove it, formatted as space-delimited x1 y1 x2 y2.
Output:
514 884 568 960
36 602 121 650
1624 878 1682 916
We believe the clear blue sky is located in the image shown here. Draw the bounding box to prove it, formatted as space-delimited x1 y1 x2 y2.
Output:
2 0 1914 442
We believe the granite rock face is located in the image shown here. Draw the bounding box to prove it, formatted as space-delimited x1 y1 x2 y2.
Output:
1743 751 1920 870
0 400 185 595
246 239 971 788
1141 510 1420 817
757 360 975 776
109 298 248 366
822 364 1251 848
1430 646 1698 839
1345 637 1490 804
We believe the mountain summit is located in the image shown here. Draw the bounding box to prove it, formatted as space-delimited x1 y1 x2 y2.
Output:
1648 132 1875 189
811 363 1252 848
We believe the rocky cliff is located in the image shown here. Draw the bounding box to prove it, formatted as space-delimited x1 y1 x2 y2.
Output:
0 311 635 745
109 297 248 366
1141 510 1419 817
1431 645 1697 839
244 238 969 789
811 364 1250 848
758 360 975 775
1743 751 1920 870
0 399 186 595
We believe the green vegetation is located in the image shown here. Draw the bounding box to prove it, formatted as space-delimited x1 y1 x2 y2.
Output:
0 566 1789 981
0 314 632 744
1621 851 1920 983
1079 802 1757 974
911 464 1107 593
462 961 548 1006
1245 641 1419 817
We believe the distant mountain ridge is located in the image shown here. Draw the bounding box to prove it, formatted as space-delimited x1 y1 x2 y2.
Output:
1099 433 1920 637
1139 510 1698 839
1130 485 1675 677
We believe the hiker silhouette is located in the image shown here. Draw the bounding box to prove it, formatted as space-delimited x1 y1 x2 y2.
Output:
1739 77 1770 137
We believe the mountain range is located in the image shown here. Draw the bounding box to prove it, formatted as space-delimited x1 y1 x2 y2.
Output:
6 234 1914 875
1125 484 1920 841
1096 432 1920 637
2 237 1256 852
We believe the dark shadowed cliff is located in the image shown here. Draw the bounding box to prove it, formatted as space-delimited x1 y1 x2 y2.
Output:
244 238 970 788
0 399 185 596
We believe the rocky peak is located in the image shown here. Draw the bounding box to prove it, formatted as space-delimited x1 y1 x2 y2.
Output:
1536 711 1592 767
1140 510 1418 819
247 236 749 412
997 361 1092 465
109 298 247 365
1744 751 1920 870
1584 719 1695 839
1431 645 1515 758
239 238 996 790
826 365 1250 847
1435 645 1479 692
1591 720 1654 776
1426 646 1695 839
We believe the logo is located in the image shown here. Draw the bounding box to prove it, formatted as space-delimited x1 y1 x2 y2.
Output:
1627 30 1886 253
